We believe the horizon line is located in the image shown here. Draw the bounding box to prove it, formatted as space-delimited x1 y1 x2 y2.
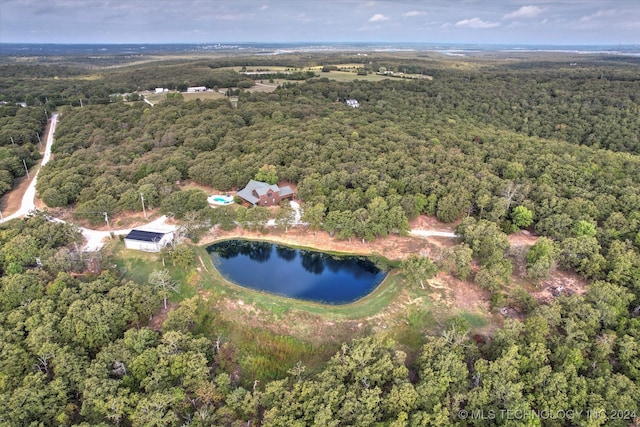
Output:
1 41 639 47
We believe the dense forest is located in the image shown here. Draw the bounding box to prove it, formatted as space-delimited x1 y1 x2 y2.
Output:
0 105 48 196
1 217 638 425
2 53 640 425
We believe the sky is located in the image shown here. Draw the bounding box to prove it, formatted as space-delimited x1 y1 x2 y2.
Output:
1 0 639 45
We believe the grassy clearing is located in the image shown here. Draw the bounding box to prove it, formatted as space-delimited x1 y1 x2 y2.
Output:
110 241 191 304
316 70 390 83
460 311 490 329
145 91 225 104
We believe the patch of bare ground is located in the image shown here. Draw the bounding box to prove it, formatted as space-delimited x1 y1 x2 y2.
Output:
46 205 175 231
531 270 589 304
0 172 33 216
508 229 539 247
409 215 458 233
434 271 491 313
148 302 178 331
201 225 447 262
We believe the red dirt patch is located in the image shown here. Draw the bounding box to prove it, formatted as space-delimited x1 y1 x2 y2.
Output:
148 302 178 331
0 172 34 216
508 229 539 247
531 270 589 303
409 215 458 233
201 225 444 262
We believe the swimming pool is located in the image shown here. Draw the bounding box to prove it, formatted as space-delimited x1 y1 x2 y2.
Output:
207 195 234 205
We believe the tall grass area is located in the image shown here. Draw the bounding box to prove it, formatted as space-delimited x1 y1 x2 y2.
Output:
205 319 327 385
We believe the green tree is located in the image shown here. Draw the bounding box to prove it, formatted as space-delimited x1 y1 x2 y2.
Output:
456 217 510 264
525 237 558 281
445 244 474 281
255 164 278 185
573 219 597 237
210 204 238 231
170 244 195 269
511 205 533 229
402 254 438 290
238 206 271 232
160 189 207 219
0 234 39 272
275 204 296 232
301 202 325 231
436 192 470 223
475 258 513 293
558 236 604 278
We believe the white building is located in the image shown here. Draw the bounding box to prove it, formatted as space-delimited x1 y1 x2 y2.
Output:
124 229 174 252
345 99 360 108
186 86 207 93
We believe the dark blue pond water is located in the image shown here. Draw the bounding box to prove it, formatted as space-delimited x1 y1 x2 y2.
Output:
207 240 386 304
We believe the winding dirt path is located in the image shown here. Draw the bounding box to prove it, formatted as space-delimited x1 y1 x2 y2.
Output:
1 113 58 220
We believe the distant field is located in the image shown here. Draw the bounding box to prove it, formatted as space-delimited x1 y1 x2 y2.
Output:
145 90 225 104
318 70 391 82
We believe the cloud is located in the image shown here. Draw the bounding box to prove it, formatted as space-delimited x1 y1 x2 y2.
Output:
503 5 544 20
572 9 625 29
259 5 268 11
578 9 618 22
404 11 426 17
368 13 389 22
455 17 500 29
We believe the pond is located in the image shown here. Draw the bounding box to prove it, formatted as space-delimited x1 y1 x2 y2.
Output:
207 240 387 305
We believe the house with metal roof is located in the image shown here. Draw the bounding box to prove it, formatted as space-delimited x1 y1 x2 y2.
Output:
236 180 294 206
124 229 174 252
345 99 360 108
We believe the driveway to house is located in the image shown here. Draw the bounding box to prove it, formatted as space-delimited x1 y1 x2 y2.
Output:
409 229 457 238
2 113 58 222
0 113 175 251
81 215 176 252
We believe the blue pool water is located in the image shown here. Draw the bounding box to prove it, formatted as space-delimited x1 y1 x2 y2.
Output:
207 240 386 304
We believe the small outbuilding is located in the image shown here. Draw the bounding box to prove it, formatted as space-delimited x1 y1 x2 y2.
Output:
186 86 207 93
124 229 174 252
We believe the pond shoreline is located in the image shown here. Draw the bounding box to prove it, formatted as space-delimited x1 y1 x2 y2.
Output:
197 221 451 263
205 239 388 305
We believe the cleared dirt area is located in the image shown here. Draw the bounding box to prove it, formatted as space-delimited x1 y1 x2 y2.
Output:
148 302 178 331
201 224 448 262
531 270 589 303
0 172 33 216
